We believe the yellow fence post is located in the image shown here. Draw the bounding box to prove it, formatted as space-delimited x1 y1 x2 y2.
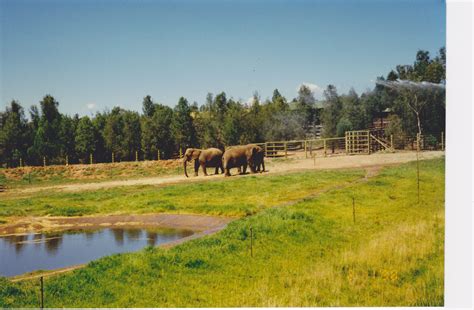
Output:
323 139 327 157
441 132 444 151
390 135 394 150
19 158 22 168
112 152 115 163
304 140 307 158
90 153 93 165
345 132 348 154
284 142 287 158
157 149 161 161
66 155 69 166
179 147 183 158
43 156 46 167
135 151 138 162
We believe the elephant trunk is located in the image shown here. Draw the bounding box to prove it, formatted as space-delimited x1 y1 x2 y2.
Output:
183 158 189 178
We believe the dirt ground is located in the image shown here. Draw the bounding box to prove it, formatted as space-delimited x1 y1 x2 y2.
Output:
2 150 444 196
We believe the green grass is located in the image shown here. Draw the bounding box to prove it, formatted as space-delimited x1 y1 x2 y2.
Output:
0 169 363 218
0 158 444 307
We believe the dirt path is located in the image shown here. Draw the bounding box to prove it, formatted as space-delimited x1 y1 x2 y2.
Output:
2 151 443 196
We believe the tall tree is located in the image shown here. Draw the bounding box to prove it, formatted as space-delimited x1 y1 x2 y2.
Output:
75 116 97 163
172 97 196 151
142 95 155 117
0 100 29 167
122 111 141 160
31 95 63 162
321 85 343 137
104 107 125 161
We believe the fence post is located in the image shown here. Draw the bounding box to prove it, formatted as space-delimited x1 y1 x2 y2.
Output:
304 140 307 158
157 149 161 161
250 227 253 257
43 156 46 167
345 132 348 154
112 152 115 163
66 155 69 166
264 143 268 157
284 142 287 158
179 148 183 158
416 133 420 152
323 139 327 157
441 132 444 151
19 157 23 168
352 197 356 223
135 151 138 162
40 276 44 309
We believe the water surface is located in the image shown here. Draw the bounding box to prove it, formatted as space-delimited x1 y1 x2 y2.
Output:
0 227 193 277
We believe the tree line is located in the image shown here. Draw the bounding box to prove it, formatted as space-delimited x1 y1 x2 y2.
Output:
0 47 445 167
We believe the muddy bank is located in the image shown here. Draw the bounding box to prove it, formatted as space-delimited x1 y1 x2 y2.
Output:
0 213 235 236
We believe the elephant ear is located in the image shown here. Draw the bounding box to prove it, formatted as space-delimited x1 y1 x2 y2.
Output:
246 146 257 160
192 149 201 160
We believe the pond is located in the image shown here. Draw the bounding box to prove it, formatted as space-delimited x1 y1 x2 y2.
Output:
0 227 194 277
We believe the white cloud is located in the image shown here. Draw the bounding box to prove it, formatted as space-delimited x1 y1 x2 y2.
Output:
86 102 96 110
297 82 323 99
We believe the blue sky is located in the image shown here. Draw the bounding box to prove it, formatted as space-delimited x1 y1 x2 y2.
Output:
1 0 445 116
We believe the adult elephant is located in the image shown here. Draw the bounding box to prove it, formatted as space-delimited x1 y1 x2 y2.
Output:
183 148 223 177
222 144 262 176
247 144 265 173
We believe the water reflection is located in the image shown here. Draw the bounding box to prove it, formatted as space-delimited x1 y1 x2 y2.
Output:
44 234 63 255
0 227 193 277
147 231 158 246
111 228 125 246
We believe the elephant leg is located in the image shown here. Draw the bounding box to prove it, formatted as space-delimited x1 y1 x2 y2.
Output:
237 166 242 174
201 163 208 176
224 168 231 177
214 166 219 175
250 162 257 173
194 159 200 176
261 159 265 172
242 163 247 174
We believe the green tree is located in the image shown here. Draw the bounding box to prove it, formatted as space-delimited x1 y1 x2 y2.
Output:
30 95 63 162
296 85 316 132
58 115 77 163
172 97 196 152
75 116 97 163
141 104 174 159
92 112 107 163
341 88 366 130
122 111 142 160
142 95 155 117
0 100 30 167
321 85 343 137
104 107 125 161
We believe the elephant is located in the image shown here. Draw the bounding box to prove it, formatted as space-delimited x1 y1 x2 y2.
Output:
183 148 224 177
222 144 263 176
246 144 265 173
